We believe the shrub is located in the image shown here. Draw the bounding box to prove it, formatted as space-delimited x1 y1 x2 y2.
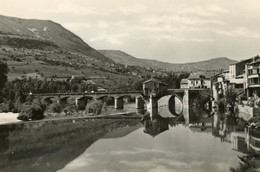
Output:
62 104 77 116
225 88 237 106
217 98 226 113
17 104 44 121
48 103 62 113
85 100 103 115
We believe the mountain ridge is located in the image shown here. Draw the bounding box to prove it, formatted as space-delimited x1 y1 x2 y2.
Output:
99 50 237 71
0 14 113 63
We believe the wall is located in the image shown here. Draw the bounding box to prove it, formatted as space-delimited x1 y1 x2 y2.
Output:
188 79 211 88
181 83 188 89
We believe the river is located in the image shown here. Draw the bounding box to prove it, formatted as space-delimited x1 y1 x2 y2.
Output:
0 108 250 172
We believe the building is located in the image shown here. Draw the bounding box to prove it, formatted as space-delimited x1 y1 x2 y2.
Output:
180 79 188 89
229 56 260 89
230 132 248 153
245 58 260 99
187 72 214 89
143 78 167 96
212 70 230 99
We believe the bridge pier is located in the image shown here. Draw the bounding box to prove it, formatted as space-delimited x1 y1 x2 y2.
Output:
212 84 219 101
147 95 158 119
57 97 68 105
183 89 189 125
75 97 87 110
136 97 145 114
115 97 124 109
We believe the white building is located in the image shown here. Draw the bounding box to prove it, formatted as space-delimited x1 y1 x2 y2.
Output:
180 79 188 89
187 72 214 89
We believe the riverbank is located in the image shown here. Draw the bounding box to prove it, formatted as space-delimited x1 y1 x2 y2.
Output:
0 112 19 125
0 104 142 126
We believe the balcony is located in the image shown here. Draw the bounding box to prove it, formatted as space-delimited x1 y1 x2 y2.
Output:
249 81 260 87
248 74 260 78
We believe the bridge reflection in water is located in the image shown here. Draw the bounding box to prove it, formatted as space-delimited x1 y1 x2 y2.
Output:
142 106 260 156
0 118 142 172
1 108 259 171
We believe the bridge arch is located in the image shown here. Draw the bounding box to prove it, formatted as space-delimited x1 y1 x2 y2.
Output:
158 95 183 118
42 97 55 105
74 96 94 110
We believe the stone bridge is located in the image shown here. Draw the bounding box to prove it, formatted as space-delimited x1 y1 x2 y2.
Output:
30 88 212 117
30 91 145 111
146 89 213 121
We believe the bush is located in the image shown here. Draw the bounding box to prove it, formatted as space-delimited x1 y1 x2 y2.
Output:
225 88 237 106
17 104 44 121
85 100 103 115
62 104 77 116
217 98 226 113
48 103 62 113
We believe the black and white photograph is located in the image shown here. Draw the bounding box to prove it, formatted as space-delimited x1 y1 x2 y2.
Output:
0 0 260 172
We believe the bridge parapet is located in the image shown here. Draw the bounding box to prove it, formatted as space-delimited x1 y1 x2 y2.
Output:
30 91 142 97
29 91 142 110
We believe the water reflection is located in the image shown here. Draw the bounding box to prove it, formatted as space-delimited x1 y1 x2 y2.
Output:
141 104 260 172
0 118 141 172
1 105 260 172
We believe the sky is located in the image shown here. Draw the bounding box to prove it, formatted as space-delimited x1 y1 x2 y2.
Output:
1 0 260 63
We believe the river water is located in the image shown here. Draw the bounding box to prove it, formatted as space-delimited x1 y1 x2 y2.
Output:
0 108 250 172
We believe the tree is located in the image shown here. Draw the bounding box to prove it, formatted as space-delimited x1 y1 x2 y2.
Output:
0 61 8 92
199 75 205 88
225 87 237 106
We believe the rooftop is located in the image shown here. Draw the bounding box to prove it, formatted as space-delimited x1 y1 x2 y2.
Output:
180 79 188 84
188 71 216 80
250 59 260 65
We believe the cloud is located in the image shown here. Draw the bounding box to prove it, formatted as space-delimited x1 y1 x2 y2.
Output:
97 21 109 29
58 155 95 171
110 147 166 155
119 4 146 15
212 27 260 39
149 166 173 172
208 4 229 14
89 32 129 45
147 35 214 42
64 23 91 30
55 1 107 16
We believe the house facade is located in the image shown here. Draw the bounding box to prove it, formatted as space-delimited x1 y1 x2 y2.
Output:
143 78 167 96
245 59 260 99
212 70 230 99
180 79 188 89
187 72 213 89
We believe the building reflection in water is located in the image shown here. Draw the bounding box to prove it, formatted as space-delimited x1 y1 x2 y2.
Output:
142 105 260 156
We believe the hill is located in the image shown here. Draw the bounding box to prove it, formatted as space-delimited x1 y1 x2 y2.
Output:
99 50 237 71
0 15 112 63
0 15 153 90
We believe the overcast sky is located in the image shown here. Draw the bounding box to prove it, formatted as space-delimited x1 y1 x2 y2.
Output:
1 0 260 63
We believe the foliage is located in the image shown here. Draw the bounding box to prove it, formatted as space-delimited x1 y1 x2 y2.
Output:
0 61 8 100
160 72 190 89
230 155 260 172
225 88 238 106
62 104 77 115
47 102 62 113
17 103 44 121
85 100 104 115
217 98 226 113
